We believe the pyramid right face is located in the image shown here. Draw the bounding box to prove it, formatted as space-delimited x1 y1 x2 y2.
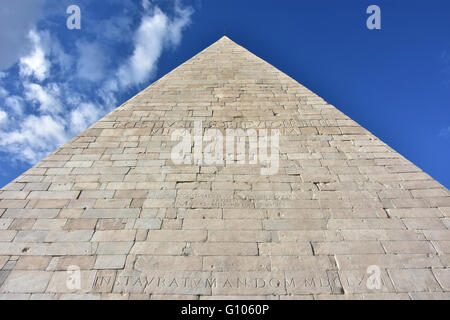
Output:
0 36 449 299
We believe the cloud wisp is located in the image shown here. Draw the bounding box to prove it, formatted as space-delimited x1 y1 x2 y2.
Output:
117 5 193 89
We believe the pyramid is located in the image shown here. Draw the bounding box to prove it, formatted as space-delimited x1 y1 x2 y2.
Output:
0 36 449 300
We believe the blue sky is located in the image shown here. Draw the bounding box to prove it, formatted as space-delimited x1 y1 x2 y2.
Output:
0 0 449 188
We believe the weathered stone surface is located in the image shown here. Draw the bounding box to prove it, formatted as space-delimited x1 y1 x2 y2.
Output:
0 36 448 299
191 243 258 256
0 271 9 288
15 256 51 270
46 271 97 293
433 268 450 291
208 230 271 242
338 269 395 294
53 256 96 271
211 272 287 295
135 256 203 271
93 270 116 293
91 230 136 242
94 255 126 270
130 242 185 255
203 256 271 272
146 230 207 242
335 254 442 269
270 256 336 271
284 271 343 295
1 271 52 293
388 269 442 292
96 242 133 255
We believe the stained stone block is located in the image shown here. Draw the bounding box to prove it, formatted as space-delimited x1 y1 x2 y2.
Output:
65 219 97 230
15 256 51 270
96 219 127 230
33 219 67 230
91 230 136 242
134 219 162 230
0 230 16 242
54 256 96 271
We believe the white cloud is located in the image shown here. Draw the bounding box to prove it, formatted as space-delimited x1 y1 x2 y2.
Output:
76 42 108 82
24 82 62 114
70 102 102 133
19 30 51 81
0 0 46 70
0 114 68 163
44 33 73 73
93 15 133 43
0 2 194 166
116 5 193 89
0 109 7 124
4 96 24 115
0 86 7 98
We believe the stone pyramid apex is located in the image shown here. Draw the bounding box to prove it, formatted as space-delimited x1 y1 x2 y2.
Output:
0 35 448 299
